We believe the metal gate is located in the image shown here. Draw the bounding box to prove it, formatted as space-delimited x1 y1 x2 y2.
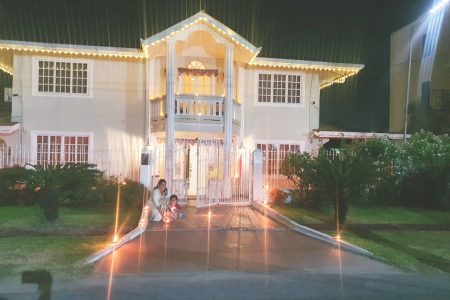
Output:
151 139 251 207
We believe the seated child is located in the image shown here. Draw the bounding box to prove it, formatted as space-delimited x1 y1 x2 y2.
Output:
168 194 183 220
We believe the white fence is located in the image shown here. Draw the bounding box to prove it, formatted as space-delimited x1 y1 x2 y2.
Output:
0 144 142 181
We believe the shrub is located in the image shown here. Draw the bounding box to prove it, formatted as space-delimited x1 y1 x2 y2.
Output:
268 188 285 205
0 166 35 206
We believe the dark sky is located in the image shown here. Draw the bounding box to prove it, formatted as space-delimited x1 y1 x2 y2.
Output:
0 0 432 131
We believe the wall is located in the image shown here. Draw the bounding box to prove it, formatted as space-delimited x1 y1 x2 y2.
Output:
241 67 320 149
12 53 146 152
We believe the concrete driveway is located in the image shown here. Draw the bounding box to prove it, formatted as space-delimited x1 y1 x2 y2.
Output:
95 206 395 274
2 207 450 299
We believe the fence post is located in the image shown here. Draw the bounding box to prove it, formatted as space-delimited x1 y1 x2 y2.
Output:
252 149 264 203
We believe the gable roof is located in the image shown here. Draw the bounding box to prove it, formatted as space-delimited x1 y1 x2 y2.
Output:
141 11 261 55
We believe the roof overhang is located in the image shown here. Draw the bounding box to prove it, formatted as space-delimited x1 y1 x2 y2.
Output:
0 40 145 75
249 57 364 90
0 123 20 135
311 130 409 140
141 11 261 60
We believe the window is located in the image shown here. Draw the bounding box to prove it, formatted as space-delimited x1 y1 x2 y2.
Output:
257 143 301 175
35 58 89 96
258 74 272 103
257 73 302 104
182 60 211 95
287 75 301 104
36 134 90 166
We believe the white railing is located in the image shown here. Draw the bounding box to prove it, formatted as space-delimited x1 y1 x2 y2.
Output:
175 94 224 121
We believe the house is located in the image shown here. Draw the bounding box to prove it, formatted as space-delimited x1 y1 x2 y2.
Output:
0 11 363 206
390 2 450 133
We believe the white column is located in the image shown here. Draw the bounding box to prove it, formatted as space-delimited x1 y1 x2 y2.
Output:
223 44 234 199
166 39 176 190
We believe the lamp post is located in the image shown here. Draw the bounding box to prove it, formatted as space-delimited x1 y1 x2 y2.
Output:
403 28 413 142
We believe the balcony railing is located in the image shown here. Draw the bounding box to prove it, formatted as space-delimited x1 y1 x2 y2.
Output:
151 94 241 132
175 94 224 122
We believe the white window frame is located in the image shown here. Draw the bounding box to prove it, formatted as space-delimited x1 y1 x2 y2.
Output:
254 70 305 107
32 56 93 98
255 140 305 175
31 131 94 165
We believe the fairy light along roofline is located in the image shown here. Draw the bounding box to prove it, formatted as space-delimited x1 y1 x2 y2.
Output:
141 11 261 54
0 63 13 75
249 57 364 90
0 40 145 59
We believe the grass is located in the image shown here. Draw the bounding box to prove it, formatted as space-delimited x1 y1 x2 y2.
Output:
0 205 142 280
0 236 110 280
273 205 450 273
0 205 141 232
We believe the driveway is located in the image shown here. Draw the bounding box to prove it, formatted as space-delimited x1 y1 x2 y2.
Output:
3 207 449 299
95 206 395 274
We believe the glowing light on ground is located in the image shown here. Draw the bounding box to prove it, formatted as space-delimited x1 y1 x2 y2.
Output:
112 235 119 243
113 177 125 243
106 249 117 300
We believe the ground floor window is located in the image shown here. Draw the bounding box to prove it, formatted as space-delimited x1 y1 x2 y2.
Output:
256 143 301 175
36 134 90 166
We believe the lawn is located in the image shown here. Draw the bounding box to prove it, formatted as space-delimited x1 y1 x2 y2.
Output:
0 206 141 232
273 205 450 273
0 205 142 280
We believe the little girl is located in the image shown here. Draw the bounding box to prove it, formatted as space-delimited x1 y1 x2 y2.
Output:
167 194 183 220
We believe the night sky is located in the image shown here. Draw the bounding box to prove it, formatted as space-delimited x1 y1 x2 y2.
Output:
0 0 432 131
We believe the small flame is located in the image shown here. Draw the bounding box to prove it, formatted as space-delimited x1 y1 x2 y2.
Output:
112 235 119 243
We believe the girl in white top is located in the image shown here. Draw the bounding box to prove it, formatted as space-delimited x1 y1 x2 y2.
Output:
149 179 168 222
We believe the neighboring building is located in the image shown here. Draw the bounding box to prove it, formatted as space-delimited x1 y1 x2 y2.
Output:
390 4 450 133
0 11 363 204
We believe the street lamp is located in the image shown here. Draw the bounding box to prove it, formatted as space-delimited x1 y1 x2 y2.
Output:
403 0 448 141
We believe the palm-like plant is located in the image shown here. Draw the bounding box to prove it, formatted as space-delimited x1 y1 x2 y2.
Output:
313 148 374 234
26 163 102 221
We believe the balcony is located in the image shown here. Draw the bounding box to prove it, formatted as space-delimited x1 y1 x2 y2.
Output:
150 94 241 134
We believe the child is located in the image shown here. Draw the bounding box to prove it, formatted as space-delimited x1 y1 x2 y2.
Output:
168 194 183 220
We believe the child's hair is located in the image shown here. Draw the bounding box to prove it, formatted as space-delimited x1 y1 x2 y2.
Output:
169 194 178 202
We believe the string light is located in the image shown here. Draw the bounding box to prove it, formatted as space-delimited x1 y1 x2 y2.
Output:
0 63 13 75
0 44 145 59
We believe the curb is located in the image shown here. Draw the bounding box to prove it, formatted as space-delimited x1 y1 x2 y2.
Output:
251 200 374 258
83 204 151 265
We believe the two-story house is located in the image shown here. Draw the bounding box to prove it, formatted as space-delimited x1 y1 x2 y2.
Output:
0 11 363 206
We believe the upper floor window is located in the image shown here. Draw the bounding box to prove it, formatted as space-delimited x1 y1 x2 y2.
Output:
180 60 214 95
188 60 206 70
257 73 302 104
33 58 91 96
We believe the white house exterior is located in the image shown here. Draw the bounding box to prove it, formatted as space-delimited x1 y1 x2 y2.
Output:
0 12 363 205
